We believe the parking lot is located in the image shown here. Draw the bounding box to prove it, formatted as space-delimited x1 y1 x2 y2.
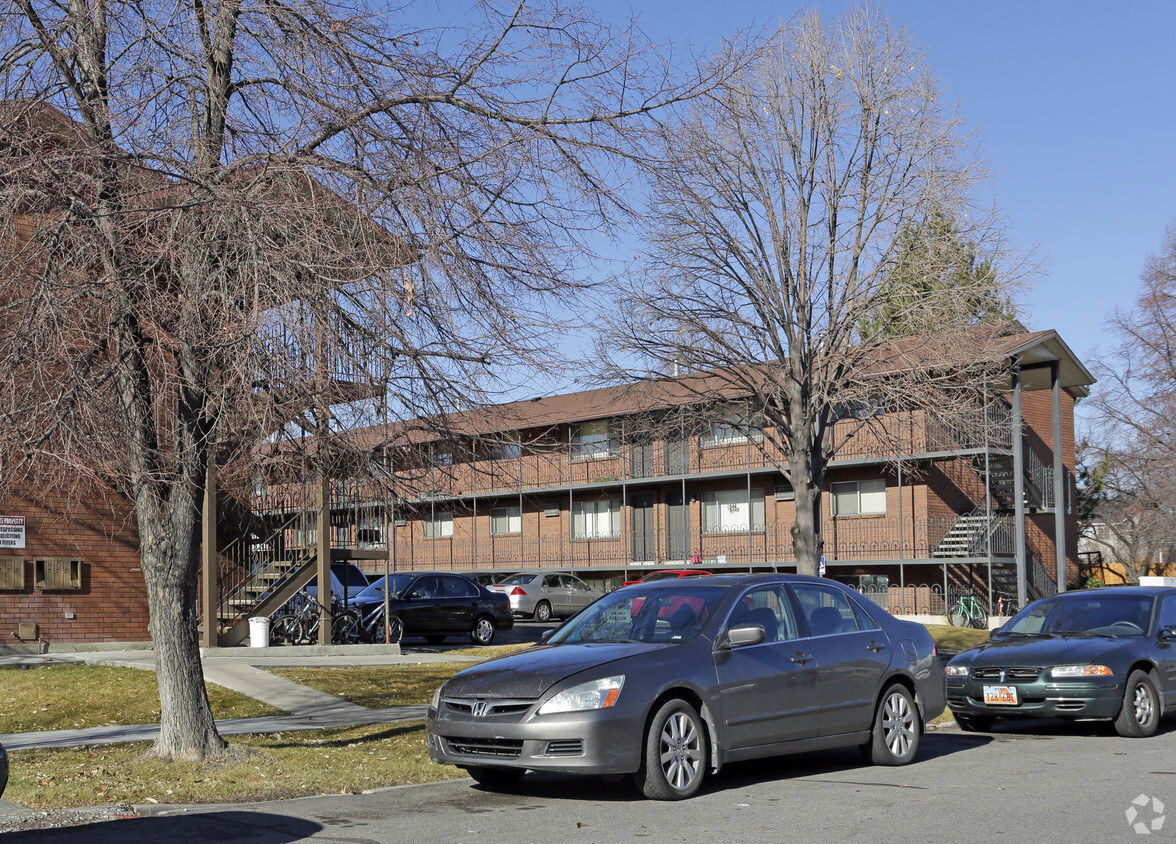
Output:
8 719 1173 843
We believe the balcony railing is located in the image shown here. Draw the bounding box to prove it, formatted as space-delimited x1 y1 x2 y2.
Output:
377 514 1014 572
382 405 1016 501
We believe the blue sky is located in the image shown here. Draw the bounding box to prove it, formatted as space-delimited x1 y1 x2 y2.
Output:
584 0 1176 369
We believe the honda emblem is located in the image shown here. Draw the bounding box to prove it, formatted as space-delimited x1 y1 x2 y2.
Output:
471 700 489 718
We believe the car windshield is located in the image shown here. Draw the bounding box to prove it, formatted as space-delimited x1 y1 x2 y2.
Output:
548 585 727 645
356 574 415 601
1002 594 1153 637
640 572 682 583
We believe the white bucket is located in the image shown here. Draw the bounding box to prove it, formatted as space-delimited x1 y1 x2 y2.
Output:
248 616 270 648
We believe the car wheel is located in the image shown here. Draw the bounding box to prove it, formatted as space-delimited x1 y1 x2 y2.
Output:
271 616 303 646
386 614 404 645
471 615 496 645
1115 669 1160 738
424 635 446 645
954 713 995 732
465 765 525 789
534 601 552 623
635 698 707 800
866 684 920 766
946 603 967 627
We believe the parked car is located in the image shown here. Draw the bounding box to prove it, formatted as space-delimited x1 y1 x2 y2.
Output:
353 571 513 645
489 571 603 622
304 561 370 605
622 569 713 588
427 574 944 800
0 739 7 799
945 585 1176 736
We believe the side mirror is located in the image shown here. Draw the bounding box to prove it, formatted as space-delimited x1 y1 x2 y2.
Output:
1159 627 1176 643
720 623 766 650
540 629 555 641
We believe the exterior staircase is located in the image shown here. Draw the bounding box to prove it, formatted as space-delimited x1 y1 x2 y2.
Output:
932 510 1013 558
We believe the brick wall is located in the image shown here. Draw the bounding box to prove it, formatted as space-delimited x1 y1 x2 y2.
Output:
0 476 149 645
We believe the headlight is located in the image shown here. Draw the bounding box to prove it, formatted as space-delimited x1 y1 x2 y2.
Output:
431 685 442 710
1050 664 1114 678
944 664 970 678
537 676 624 715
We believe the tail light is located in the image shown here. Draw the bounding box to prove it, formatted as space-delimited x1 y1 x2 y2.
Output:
510 587 527 596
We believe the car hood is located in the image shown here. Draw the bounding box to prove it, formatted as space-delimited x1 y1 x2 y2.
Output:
442 642 666 699
953 635 1129 666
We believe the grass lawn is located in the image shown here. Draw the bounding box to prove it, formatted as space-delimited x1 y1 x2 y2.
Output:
925 623 991 653
2 628 977 810
0 666 282 734
3 722 458 810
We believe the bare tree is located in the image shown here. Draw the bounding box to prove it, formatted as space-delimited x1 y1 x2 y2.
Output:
599 6 1021 575
0 0 740 759
1081 222 1176 582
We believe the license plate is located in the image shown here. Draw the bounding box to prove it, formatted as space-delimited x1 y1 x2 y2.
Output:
983 685 1019 706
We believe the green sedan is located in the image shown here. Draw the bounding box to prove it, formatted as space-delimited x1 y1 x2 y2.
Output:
945 586 1176 737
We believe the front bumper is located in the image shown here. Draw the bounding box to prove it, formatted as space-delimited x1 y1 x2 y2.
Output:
426 697 644 775
946 676 1123 720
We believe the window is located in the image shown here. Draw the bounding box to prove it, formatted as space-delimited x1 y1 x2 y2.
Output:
701 405 764 446
571 419 617 461
702 488 765 534
489 432 521 461
831 479 886 516
430 446 454 467
357 512 384 548
572 498 621 539
791 584 863 636
440 575 478 598
424 511 454 538
491 505 521 535
729 585 800 642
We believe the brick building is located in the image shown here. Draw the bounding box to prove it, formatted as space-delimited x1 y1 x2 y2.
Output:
1 322 1091 648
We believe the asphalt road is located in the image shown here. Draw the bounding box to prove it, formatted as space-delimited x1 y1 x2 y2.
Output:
8 719 1176 843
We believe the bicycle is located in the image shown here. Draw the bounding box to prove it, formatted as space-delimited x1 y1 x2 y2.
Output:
270 592 362 645
947 594 989 630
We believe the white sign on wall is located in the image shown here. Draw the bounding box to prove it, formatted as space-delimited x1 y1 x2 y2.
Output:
0 516 26 549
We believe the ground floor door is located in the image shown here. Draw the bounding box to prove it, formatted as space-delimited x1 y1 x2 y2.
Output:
667 491 688 561
631 494 657 562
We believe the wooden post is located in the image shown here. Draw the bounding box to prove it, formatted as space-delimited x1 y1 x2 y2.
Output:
200 454 218 648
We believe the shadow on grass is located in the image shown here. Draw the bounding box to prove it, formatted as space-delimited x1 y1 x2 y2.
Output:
0 810 321 843
254 722 424 750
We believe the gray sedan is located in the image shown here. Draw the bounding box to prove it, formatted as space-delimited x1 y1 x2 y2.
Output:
489 571 602 622
427 574 945 800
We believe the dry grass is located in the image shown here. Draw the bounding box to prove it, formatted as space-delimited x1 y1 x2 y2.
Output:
925 623 991 653
4 722 458 810
0 666 281 733
267 664 465 708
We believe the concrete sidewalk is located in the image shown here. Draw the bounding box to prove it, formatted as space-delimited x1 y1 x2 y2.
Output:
0 645 479 751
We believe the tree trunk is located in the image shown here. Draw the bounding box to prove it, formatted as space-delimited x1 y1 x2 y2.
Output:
141 512 227 760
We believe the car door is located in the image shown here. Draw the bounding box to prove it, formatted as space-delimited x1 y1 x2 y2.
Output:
540 573 566 615
712 584 820 749
562 574 596 613
401 575 442 635
438 575 480 633
1156 594 1176 707
788 583 892 737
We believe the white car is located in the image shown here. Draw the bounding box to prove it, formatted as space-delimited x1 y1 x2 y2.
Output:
490 571 602 621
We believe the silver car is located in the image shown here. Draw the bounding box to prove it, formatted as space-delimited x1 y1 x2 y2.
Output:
489 571 602 622
427 574 945 800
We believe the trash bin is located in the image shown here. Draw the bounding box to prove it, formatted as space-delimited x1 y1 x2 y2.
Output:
248 616 270 648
